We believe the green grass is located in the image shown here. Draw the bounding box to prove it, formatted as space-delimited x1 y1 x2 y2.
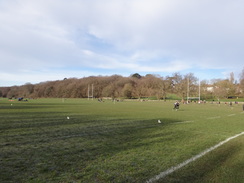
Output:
160 135 244 183
0 98 243 182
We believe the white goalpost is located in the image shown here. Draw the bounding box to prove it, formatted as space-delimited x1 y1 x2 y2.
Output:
87 84 94 100
186 78 201 103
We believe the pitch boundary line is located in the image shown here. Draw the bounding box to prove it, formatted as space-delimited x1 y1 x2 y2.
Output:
146 131 244 183
174 120 194 124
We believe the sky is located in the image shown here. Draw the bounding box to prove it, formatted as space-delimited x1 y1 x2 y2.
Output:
1 0 244 86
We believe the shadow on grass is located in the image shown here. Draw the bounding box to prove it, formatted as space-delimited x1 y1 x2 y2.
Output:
1 116 186 183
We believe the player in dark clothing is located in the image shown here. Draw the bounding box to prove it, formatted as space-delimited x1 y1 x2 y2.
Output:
173 101 180 110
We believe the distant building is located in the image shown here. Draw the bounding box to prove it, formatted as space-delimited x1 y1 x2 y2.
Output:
206 86 214 92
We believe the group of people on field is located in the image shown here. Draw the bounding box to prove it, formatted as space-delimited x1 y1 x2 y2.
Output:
172 100 244 111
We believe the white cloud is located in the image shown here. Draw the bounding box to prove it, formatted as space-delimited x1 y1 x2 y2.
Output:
0 0 244 86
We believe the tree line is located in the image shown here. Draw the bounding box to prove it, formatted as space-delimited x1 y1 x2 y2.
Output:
1 70 244 100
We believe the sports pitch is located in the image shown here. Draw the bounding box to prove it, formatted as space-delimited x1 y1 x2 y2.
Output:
0 98 243 182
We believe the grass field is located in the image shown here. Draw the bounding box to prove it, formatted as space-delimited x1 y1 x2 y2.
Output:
0 98 243 183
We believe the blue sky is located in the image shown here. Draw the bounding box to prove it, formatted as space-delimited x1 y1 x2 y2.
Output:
0 0 244 86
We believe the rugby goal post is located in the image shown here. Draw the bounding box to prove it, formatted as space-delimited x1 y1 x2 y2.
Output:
186 78 201 102
87 84 94 100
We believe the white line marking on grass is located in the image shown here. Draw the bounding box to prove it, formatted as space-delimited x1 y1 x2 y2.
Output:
206 116 220 120
227 114 236 117
174 120 194 124
146 131 244 183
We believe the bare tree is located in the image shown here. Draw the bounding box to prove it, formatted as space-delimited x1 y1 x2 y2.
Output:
161 76 172 101
227 72 237 97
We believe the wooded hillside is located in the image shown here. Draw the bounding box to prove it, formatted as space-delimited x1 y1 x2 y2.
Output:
1 72 244 100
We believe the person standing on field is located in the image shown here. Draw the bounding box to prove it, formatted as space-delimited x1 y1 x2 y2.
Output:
173 101 180 111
